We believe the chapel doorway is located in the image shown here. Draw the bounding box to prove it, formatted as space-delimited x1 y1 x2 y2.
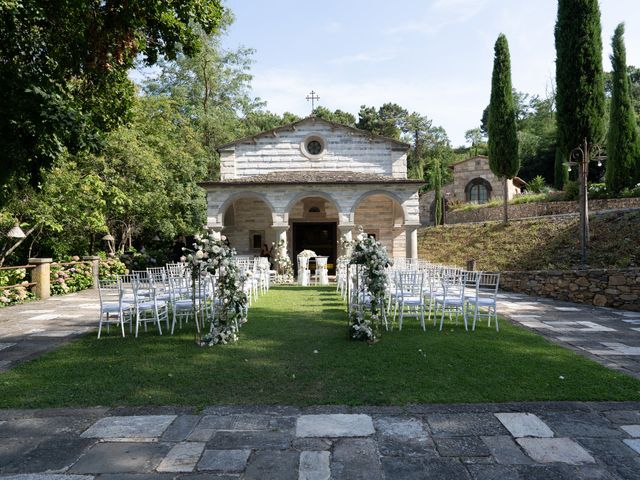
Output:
292 222 337 275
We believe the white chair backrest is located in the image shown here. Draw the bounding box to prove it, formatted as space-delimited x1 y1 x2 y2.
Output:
478 272 500 296
395 270 424 297
315 256 328 269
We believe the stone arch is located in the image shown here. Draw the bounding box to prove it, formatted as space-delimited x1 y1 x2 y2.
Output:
465 177 493 203
284 191 342 219
350 190 407 224
218 191 275 218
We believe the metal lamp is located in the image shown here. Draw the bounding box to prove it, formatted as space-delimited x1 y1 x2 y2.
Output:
7 223 26 239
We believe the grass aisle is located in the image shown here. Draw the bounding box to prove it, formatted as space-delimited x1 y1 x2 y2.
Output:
1 286 639 408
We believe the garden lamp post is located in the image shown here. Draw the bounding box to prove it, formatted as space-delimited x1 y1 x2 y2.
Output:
566 138 605 266
7 223 26 239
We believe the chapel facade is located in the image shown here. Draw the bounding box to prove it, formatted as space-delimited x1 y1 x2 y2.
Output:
198 116 424 271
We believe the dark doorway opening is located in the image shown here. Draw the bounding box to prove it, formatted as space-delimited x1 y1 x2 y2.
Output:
292 222 337 275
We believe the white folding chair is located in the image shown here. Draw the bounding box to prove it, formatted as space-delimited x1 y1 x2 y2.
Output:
313 256 329 285
393 270 426 331
97 278 132 338
469 273 501 331
435 271 468 331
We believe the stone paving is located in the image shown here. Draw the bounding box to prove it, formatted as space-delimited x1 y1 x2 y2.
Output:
0 403 639 479
496 292 640 378
0 290 98 371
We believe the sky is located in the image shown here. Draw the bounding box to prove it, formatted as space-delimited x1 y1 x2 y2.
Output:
218 0 640 146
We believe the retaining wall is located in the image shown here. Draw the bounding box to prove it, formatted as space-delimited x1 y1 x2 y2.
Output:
500 268 640 312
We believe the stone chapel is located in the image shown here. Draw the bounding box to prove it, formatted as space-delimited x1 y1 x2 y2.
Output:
198 116 423 272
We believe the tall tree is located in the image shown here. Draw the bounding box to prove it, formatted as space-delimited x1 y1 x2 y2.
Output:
554 0 606 189
606 23 640 193
0 1 224 199
312 106 356 126
488 34 519 223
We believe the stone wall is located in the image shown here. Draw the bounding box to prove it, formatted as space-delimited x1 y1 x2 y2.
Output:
500 268 640 311
419 196 640 225
450 156 520 203
220 118 407 180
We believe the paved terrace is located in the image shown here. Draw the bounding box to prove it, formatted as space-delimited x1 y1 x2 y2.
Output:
0 403 639 479
1 288 639 377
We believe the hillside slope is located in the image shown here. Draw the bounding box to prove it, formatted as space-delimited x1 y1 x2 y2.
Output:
418 210 640 271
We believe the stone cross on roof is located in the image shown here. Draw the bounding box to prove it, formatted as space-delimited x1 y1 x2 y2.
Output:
306 90 319 112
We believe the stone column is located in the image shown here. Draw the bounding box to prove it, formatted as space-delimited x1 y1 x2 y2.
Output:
82 256 101 289
405 225 419 260
271 224 289 256
28 258 52 300
337 224 355 258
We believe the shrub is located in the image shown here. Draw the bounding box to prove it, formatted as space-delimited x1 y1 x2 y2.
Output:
99 257 127 281
50 258 93 295
588 183 608 199
0 267 34 307
527 175 548 194
563 180 580 201
620 183 640 198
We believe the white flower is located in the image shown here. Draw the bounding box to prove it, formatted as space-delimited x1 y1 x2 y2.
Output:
180 255 187 262
195 250 204 259
211 231 221 241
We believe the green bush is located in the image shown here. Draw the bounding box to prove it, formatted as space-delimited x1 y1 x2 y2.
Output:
527 175 548 194
563 180 580 201
119 247 171 272
620 183 640 198
0 267 34 307
50 257 93 295
99 257 127 281
588 183 608 199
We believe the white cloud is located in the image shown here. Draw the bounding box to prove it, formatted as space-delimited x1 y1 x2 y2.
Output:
386 0 489 36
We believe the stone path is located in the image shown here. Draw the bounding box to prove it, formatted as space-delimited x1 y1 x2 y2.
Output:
496 292 640 378
0 290 99 371
0 403 639 479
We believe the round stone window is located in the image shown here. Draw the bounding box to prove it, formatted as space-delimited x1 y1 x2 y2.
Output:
301 135 326 159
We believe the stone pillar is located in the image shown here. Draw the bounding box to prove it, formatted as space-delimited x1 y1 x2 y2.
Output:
337 224 355 258
28 258 52 300
83 256 101 289
405 225 419 260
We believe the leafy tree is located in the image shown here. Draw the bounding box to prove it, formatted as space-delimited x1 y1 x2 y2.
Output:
606 23 640 193
488 34 519 223
554 0 606 189
144 17 265 179
0 0 225 198
464 128 487 156
606 66 640 129
356 103 408 139
312 107 356 126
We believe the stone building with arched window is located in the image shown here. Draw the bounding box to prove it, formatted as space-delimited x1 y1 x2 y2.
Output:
198 116 424 271
419 155 526 224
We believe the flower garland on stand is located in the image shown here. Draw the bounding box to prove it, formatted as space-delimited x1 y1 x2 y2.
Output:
184 231 248 346
348 228 392 343
272 239 293 283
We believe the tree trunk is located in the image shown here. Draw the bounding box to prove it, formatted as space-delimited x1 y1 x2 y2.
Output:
503 177 509 223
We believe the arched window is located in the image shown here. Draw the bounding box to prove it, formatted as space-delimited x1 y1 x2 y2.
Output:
465 178 492 204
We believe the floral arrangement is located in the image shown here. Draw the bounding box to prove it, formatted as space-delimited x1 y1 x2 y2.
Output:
0 267 34 307
297 249 317 257
349 228 392 342
184 231 248 346
272 239 293 282
50 257 93 295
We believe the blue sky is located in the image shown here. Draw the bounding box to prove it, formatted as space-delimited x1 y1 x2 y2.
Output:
220 0 640 146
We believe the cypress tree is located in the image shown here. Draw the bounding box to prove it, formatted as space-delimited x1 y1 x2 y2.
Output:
488 34 519 223
555 0 605 189
431 157 443 226
606 23 640 193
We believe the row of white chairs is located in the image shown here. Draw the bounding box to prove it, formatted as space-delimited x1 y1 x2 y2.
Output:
97 263 248 338
346 260 500 332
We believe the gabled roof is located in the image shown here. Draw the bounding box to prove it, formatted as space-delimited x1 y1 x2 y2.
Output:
198 170 425 187
448 155 489 169
215 116 411 151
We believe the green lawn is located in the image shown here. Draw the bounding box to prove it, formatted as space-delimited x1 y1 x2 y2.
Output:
1 286 639 408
